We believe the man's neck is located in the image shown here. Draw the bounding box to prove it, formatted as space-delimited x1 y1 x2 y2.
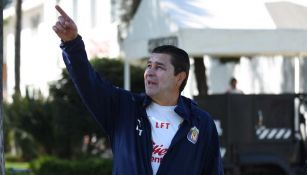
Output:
151 94 180 106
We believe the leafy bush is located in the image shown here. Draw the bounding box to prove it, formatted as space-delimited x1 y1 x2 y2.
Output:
30 156 112 175
5 154 22 162
4 93 52 160
5 161 31 175
5 169 13 175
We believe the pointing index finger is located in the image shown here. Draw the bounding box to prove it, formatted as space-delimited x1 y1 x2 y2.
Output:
55 5 70 19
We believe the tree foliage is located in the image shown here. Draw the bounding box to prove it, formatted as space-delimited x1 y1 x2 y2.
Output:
112 0 141 40
4 91 53 160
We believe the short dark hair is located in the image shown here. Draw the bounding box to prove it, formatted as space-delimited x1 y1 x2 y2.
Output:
152 45 190 92
230 77 237 84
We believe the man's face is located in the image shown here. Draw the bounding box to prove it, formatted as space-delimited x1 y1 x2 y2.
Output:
144 53 180 100
231 80 237 88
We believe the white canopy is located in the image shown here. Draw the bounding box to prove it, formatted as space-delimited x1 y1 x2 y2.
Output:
121 0 307 59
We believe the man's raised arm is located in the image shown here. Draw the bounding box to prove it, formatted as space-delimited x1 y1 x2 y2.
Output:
51 5 125 135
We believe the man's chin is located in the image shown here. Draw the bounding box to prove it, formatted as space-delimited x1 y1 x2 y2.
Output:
145 90 156 97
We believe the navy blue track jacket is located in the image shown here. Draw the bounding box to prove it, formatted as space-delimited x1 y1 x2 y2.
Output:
60 35 224 175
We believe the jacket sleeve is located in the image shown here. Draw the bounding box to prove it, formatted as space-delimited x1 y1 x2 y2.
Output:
202 120 224 175
60 35 126 136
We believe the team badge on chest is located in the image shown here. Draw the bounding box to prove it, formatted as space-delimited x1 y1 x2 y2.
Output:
187 126 199 144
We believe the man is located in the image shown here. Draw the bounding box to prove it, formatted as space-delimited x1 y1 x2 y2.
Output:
226 77 244 94
53 5 223 175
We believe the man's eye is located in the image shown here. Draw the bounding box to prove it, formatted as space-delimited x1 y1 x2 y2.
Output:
157 66 165 70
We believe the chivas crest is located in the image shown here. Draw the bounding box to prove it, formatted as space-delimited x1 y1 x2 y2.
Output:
187 126 199 144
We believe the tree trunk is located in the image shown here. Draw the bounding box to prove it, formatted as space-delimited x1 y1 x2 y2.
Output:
14 0 22 96
0 0 5 174
193 57 208 96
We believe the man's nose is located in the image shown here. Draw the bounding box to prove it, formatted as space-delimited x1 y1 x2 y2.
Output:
146 68 155 76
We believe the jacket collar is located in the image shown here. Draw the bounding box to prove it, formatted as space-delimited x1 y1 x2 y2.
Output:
142 94 196 125
142 94 152 108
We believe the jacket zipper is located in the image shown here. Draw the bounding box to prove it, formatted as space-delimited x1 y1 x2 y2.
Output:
156 120 191 175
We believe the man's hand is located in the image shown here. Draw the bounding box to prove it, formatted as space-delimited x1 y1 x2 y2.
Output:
53 5 78 42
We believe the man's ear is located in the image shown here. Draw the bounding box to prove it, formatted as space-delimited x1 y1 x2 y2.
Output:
176 72 187 87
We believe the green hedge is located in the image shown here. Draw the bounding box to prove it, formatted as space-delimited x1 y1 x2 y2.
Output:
30 156 112 175
5 169 13 175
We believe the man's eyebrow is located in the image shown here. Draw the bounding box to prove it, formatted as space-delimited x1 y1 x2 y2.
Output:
156 62 166 66
147 60 166 66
